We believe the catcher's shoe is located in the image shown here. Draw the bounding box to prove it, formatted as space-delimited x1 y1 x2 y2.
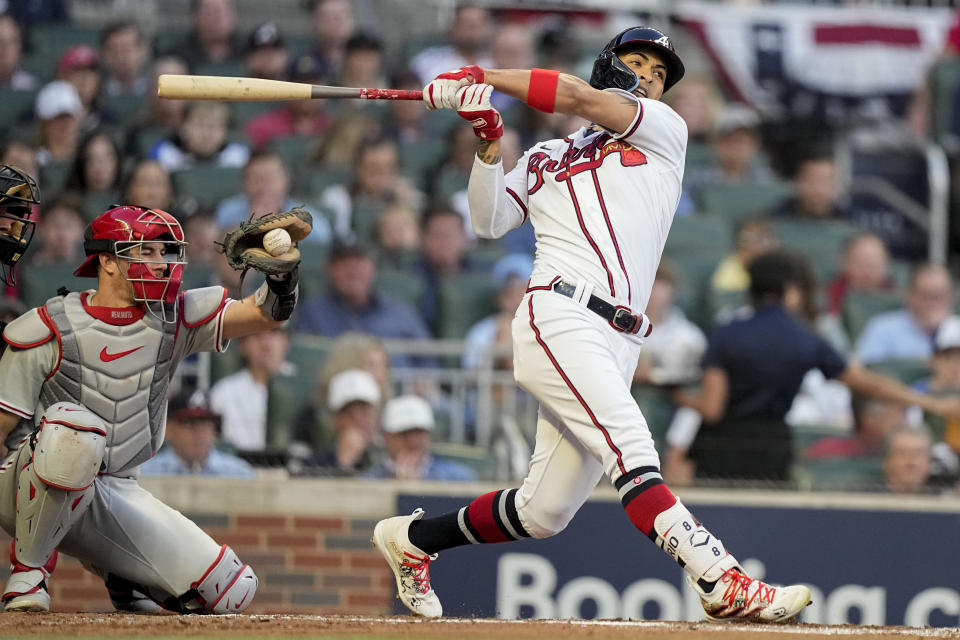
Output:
2 566 50 612
105 575 163 613
372 508 442 618
690 567 811 623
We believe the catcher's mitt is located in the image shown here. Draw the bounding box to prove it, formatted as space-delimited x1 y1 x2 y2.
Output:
218 207 313 276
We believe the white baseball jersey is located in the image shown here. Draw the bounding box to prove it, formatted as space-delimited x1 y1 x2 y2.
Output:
472 88 687 312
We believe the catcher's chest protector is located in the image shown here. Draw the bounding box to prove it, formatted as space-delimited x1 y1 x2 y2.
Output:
40 293 176 473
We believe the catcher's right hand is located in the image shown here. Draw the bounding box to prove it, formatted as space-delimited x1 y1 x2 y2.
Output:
218 207 312 276
423 64 484 110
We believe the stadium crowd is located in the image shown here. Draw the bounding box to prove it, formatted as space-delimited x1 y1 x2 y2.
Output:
2 0 960 493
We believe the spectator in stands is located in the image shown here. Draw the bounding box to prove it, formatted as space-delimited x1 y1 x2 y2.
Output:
709 217 779 294
28 193 84 265
415 206 482 334
635 260 707 387
671 249 960 483
805 394 907 460
463 253 533 370
55 45 114 134
911 316 960 475
663 74 723 147
883 427 933 493
308 0 356 80
170 0 242 72
338 33 384 89
319 137 421 239
409 4 493 85
294 368 382 476
140 388 254 478
684 103 775 208
66 130 122 201
366 395 476 481
0 14 37 91
294 240 432 365
126 56 190 156
149 101 249 172
183 211 220 272
99 21 149 97
488 24 534 112
425 125 478 206
245 54 333 150
122 159 174 212
244 22 289 81
825 232 895 316
769 153 851 221
0 139 38 183
210 327 293 453
214 150 331 244
383 70 433 145
375 204 420 267
856 263 954 364
34 80 83 166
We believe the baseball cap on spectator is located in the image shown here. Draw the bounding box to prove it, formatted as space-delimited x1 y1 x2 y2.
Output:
327 369 381 411
382 395 434 434
288 54 327 83
167 388 221 426
713 103 760 136
247 22 285 52
57 45 98 74
935 316 960 352
492 253 533 290
35 80 83 120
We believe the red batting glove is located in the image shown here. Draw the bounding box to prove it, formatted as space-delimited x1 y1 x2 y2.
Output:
456 84 503 140
423 64 485 110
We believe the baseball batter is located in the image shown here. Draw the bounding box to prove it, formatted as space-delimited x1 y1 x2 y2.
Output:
0 204 304 613
374 27 811 623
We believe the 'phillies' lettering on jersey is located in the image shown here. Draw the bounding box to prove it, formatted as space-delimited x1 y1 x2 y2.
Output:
527 135 648 193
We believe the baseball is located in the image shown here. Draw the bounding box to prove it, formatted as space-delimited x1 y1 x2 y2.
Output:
262 228 292 256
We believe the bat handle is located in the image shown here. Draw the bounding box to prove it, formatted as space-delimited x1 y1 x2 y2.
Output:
358 88 424 101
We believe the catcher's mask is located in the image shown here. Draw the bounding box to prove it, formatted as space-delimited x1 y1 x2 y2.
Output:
0 165 40 287
589 26 685 94
75 205 187 322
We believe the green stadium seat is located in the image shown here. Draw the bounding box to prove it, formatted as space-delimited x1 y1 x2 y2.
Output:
18 263 89 309
81 191 120 223
20 52 58 83
28 24 100 56
795 456 885 492
398 138 445 187
665 214 734 251
929 60 960 151
698 181 793 223
100 93 146 126
432 442 497 481
210 345 243 386
0 89 37 135
630 385 676 452
267 135 315 170
37 161 71 198
437 272 497 339
171 164 243 210
194 60 246 78
866 358 931 386
306 166 350 196
684 141 713 172
377 267 425 310
841 289 903 342
230 101 278 130
771 218 859 281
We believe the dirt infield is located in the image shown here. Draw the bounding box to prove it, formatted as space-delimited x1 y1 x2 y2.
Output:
2 614 959 640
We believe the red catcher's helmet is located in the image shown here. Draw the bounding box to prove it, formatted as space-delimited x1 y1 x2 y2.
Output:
74 206 187 306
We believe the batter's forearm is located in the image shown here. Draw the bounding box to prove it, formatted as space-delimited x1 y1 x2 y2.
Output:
476 140 501 164
484 69 591 115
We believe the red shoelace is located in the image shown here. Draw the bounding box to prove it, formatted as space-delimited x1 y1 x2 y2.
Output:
719 568 778 613
401 551 432 594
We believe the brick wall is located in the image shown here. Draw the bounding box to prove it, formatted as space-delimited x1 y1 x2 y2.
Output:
0 477 490 614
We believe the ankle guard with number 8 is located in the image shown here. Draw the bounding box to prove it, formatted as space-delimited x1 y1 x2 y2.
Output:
254 265 299 322
455 84 503 140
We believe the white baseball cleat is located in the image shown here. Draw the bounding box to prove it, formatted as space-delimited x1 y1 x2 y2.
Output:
690 567 811 623
372 508 442 618
2 567 51 612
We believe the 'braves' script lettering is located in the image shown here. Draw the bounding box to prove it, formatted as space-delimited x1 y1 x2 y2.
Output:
527 134 647 195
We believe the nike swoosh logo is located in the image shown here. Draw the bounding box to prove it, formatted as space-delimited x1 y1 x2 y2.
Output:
99 345 144 362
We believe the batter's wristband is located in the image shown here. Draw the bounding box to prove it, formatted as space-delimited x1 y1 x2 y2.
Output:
527 69 560 113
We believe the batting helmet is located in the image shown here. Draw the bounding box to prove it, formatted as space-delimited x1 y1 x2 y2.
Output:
589 26 685 94
74 205 187 309
0 164 40 287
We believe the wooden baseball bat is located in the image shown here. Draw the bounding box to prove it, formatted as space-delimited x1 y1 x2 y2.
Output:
157 74 423 102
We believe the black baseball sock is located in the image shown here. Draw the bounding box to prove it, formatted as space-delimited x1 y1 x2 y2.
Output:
408 512 470 555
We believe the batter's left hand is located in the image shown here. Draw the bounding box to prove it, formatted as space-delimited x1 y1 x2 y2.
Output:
423 65 484 110
455 84 503 140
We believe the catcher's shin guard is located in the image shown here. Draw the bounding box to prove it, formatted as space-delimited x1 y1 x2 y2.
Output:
187 545 258 613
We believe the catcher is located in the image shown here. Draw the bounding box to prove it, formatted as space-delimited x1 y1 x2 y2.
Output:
0 204 310 613
0 164 40 291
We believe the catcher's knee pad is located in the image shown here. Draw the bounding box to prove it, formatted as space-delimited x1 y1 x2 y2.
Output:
192 545 257 613
33 402 107 490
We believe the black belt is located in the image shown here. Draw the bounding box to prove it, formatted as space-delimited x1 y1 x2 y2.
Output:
551 280 652 337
